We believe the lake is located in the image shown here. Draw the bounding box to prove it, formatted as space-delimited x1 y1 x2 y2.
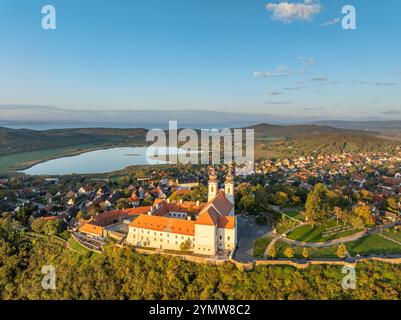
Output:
21 147 194 175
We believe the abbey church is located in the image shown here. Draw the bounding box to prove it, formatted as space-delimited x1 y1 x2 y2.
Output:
126 169 237 255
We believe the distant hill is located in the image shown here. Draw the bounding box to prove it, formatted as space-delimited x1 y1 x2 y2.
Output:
256 133 400 159
0 127 148 156
311 120 401 133
0 124 399 159
247 123 377 139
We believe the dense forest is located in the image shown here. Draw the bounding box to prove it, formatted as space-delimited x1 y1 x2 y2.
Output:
1 217 401 300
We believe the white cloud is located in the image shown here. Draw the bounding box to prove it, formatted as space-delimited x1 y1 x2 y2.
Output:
254 65 305 78
298 56 315 66
320 18 340 26
265 0 321 23
311 76 328 82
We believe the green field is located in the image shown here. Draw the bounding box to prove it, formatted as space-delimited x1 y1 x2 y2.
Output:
381 228 401 243
283 210 305 221
260 232 401 260
253 237 271 258
346 234 401 255
286 220 359 243
68 237 93 255
273 240 338 259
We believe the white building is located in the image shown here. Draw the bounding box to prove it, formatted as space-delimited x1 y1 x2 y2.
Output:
126 170 237 256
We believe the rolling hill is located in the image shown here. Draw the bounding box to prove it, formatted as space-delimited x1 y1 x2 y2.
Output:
0 124 399 165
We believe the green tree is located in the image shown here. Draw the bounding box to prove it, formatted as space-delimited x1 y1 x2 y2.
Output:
267 245 276 258
253 185 269 211
117 198 129 210
283 247 294 258
349 215 365 230
333 206 347 226
336 244 347 259
180 239 192 251
302 248 309 259
31 218 66 235
305 184 334 225
352 205 374 226
238 194 255 214
273 192 288 206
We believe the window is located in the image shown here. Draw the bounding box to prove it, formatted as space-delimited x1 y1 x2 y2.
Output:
219 235 222 240
227 236 230 241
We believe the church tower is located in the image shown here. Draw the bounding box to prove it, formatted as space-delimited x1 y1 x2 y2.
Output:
225 165 235 216
208 168 218 202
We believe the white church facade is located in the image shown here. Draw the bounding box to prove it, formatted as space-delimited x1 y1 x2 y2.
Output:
126 170 237 256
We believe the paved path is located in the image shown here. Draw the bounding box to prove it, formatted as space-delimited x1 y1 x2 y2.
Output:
378 233 401 246
263 236 278 258
276 230 368 248
267 222 401 249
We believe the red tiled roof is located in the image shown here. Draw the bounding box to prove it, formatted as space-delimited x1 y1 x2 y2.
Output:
79 223 104 236
129 214 195 236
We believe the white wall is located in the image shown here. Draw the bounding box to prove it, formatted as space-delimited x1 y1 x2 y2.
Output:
127 226 195 251
194 224 217 254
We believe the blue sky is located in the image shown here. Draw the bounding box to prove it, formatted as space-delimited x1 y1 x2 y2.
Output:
0 0 400 122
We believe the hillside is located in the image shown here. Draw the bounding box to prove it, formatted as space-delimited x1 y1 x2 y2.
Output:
0 127 148 156
0 124 398 162
311 120 401 134
248 123 378 140
256 133 400 159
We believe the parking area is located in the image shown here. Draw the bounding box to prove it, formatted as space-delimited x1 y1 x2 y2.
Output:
233 215 271 262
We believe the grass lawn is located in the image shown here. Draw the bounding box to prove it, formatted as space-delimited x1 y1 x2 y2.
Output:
283 210 305 221
286 220 359 243
273 240 338 259
346 234 401 256
68 237 93 255
381 228 401 243
253 237 271 258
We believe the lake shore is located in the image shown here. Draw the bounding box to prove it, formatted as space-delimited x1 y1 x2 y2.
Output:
0 143 143 173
